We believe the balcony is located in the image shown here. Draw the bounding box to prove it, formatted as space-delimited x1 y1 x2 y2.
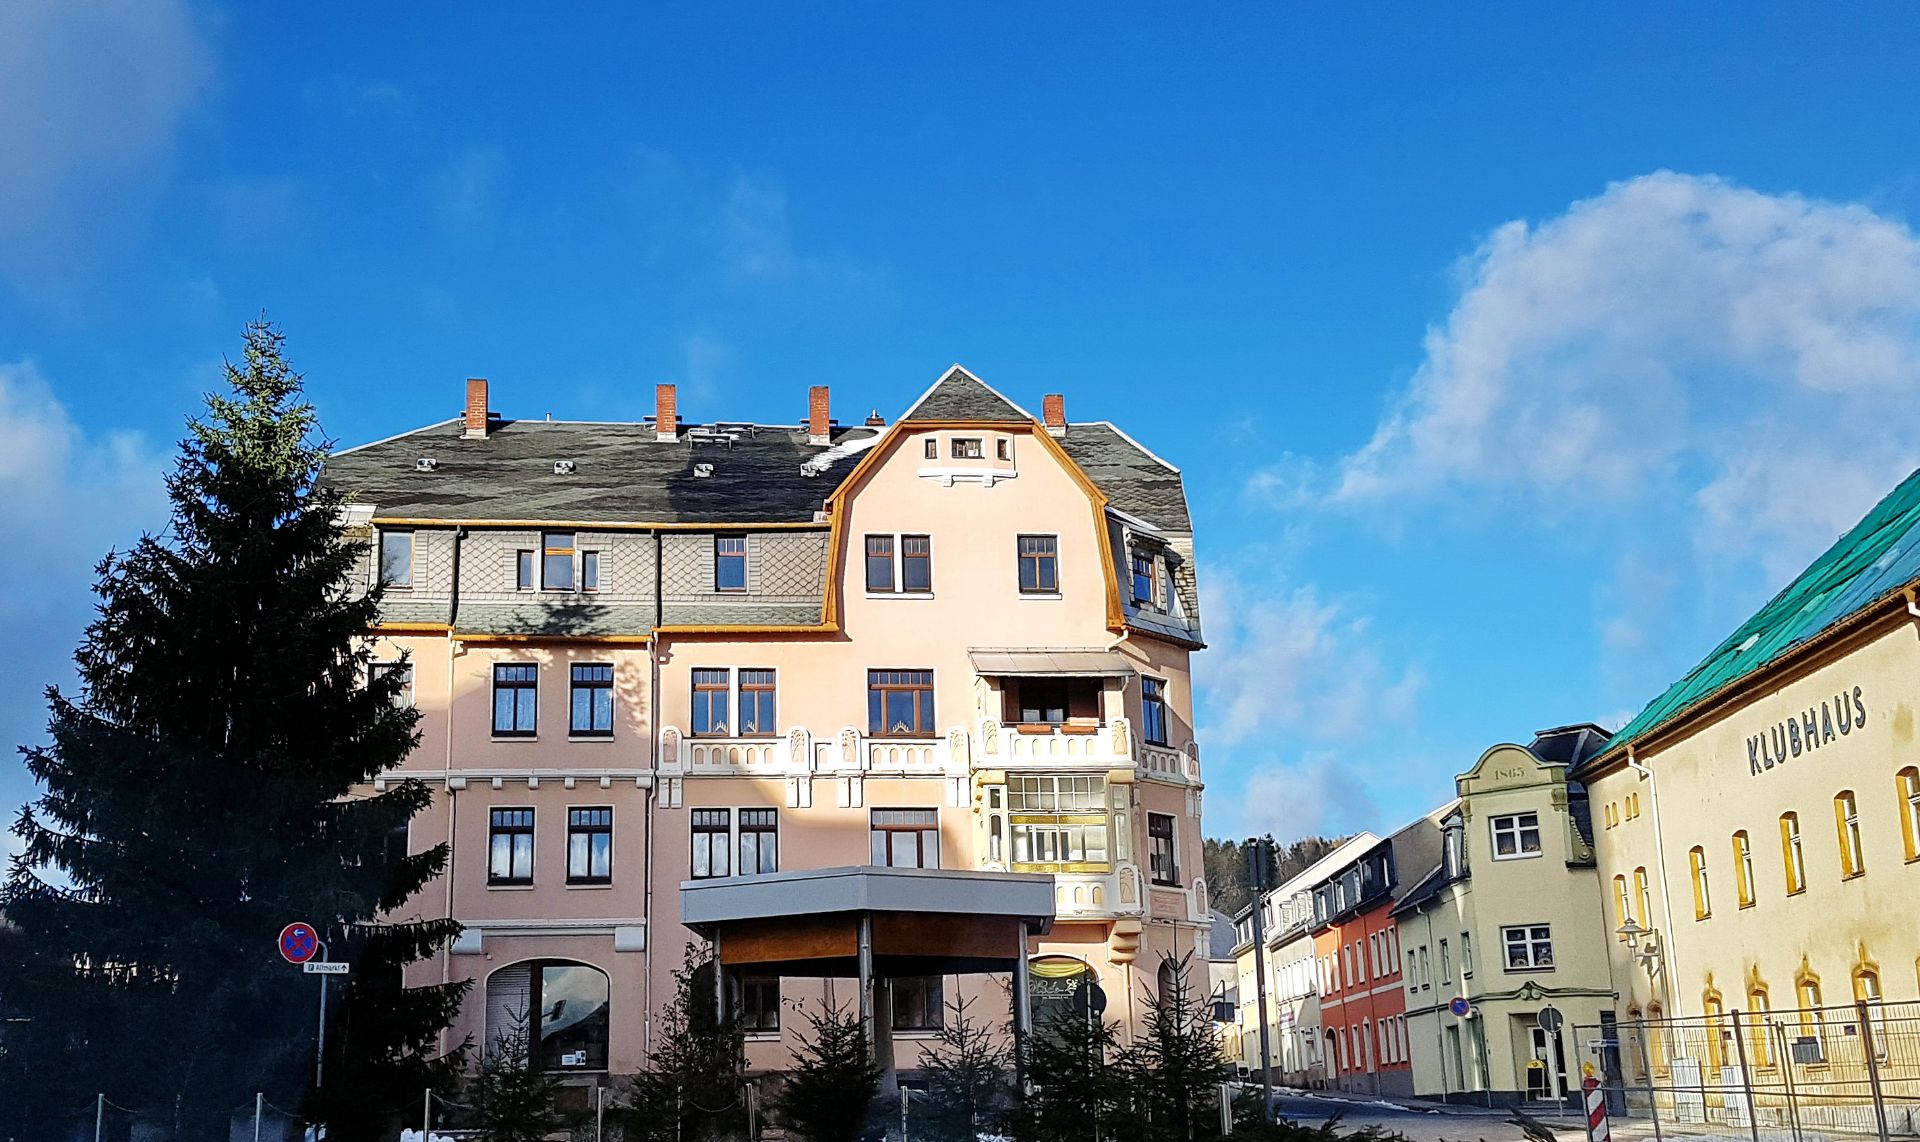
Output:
978 716 1133 769
684 736 785 771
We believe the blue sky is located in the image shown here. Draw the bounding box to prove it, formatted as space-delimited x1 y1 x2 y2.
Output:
7 3 1920 848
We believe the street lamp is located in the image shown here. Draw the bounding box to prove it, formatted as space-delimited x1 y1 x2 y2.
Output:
1614 918 1661 970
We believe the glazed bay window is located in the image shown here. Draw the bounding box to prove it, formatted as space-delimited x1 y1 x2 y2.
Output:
570 664 614 736
739 808 778 875
567 807 612 885
493 664 538 737
871 808 940 869
1502 924 1554 970
1148 812 1179 885
892 976 944 1031
691 809 731 879
380 529 414 588
542 531 575 590
1017 534 1058 593
869 670 935 736
715 535 747 592
1009 775 1109 870
1141 677 1169 746
489 808 535 885
1490 812 1542 859
692 669 731 736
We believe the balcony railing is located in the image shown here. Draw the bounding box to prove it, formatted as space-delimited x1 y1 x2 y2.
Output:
685 736 783 770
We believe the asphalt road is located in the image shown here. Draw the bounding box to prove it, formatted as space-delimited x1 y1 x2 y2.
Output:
1262 1089 1586 1142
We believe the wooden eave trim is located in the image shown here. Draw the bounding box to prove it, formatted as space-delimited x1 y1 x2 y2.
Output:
370 622 452 634
368 517 827 531
1118 625 1207 652
451 632 653 645
653 623 836 637
1584 576 1920 779
1028 426 1128 633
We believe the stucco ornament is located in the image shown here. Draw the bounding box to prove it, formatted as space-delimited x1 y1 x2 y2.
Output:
980 719 1000 754
787 727 809 770
1119 865 1139 905
659 726 681 767
947 727 969 765
1110 716 1130 757
839 727 860 768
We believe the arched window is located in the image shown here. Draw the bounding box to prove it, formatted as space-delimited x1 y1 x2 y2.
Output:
1613 875 1631 932
1780 812 1806 894
1689 846 1711 919
1796 972 1826 1053
1646 1001 1669 1076
1633 867 1652 926
1702 990 1727 1070
1899 767 1920 862
1854 967 1887 1058
1834 791 1865 878
1732 831 1755 907
1746 983 1773 1068
485 960 610 1072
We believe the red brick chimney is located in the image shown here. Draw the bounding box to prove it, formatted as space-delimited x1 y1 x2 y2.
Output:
866 409 886 426
655 383 678 442
1042 393 1067 437
464 378 491 438
807 385 832 444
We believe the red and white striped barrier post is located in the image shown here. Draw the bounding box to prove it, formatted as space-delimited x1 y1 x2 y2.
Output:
1584 1074 1611 1142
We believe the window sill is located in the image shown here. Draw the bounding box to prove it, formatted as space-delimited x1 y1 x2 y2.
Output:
893 1029 943 1040
1842 870 1866 882
1786 887 1807 897
1018 592 1063 601
744 1031 781 1042
1490 852 1544 861
567 881 614 890
1503 965 1556 974
568 735 616 743
1739 901 1756 909
488 883 536 891
865 592 935 600
492 735 539 743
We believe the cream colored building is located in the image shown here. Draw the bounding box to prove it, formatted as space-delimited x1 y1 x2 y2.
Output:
1580 468 1920 1061
1392 726 1614 1106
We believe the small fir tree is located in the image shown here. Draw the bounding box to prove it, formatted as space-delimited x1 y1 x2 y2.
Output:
615 943 747 1141
777 1000 882 1142
469 1007 569 1142
912 994 1014 1142
1118 952 1230 1142
1010 998 1126 1142
0 321 465 1141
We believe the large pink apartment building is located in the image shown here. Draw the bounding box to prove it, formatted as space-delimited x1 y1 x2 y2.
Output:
325 365 1210 1084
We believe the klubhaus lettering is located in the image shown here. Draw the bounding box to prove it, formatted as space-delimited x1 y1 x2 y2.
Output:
1748 685 1865 776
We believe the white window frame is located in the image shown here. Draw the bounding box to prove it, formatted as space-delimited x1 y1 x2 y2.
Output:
1501 923 1554 970
1489 812 1543 860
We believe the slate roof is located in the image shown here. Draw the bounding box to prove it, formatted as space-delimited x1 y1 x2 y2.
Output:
1059 423 1191 532
324 419 878 524
1592 466 1920 767
900 367 1032 423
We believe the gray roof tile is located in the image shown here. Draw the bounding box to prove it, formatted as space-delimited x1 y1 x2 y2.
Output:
900 368 1031 423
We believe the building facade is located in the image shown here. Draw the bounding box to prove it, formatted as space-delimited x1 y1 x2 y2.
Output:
1581 468 1920 1068
1306 819 1440 1098
326 366 1211 1081
1392 727 1614 1106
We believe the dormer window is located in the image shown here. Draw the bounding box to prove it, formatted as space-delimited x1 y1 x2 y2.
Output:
951 437 984 459
1130 547 1158 607
924 438 938 460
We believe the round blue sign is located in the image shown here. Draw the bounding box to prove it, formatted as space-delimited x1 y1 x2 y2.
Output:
1448 996 1472 1018
279 922 319 964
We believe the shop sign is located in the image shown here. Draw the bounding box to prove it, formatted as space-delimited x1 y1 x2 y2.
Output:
1748 685 1867 775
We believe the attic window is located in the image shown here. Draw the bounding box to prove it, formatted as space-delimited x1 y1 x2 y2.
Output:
924 439 938 460
951 438 984 460
1130 546 1159 608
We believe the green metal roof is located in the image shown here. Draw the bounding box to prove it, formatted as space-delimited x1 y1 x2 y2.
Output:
1598 466 1920 762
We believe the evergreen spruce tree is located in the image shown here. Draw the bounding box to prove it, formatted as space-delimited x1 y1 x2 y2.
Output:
911 994 1014 1142
0 321 466 1141
1119 953 1230 1142
776 1000 882 1142
468 1008 569 1142
614 943 747 1142
1010 1001 1125 1142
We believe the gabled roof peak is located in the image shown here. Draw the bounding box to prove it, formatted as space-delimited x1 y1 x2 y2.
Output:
900 364 1035 424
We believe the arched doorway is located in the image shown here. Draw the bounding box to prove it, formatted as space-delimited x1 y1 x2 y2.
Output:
1028 955 1105 1030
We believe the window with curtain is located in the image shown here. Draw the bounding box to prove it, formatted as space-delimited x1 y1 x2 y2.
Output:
870 808 940 868
569 664 613 736
493 664 538 736
738 808 777 875
489 808 534 885
868 670 935 736
739 669 776 735
691 809 731 879
567 807 612 884
692 669 730 736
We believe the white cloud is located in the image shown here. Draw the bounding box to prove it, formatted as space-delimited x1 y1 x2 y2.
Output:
1195 565 1423 750
0 0 210 267
0 363 168 818
1222 754 1382 844
1332 172 1920 578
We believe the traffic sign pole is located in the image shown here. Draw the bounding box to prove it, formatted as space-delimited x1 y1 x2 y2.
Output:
315 940 330 1092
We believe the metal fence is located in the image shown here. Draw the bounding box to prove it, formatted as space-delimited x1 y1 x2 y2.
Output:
1575 1001 1920 1142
